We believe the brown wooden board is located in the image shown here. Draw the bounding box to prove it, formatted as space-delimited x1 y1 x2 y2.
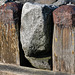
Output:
0 63 72 75
0 2 22 65
53 5 75 74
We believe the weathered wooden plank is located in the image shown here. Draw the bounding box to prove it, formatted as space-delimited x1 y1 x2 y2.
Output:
53 25 63 72
0 63 73 75
53 5 75 74
0 71 18 75
0 2 22 65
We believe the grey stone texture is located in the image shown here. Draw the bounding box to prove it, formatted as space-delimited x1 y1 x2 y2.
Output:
20 2 57 70
53 0 75 6
26 56 51 69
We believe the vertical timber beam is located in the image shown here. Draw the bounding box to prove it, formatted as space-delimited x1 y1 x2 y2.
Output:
0 2 22 65
53 5 75 74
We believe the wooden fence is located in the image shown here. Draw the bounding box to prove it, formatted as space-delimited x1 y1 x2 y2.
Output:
0 2 75 75
53 5 75 74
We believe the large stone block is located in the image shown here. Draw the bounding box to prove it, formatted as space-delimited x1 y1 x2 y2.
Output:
20 2 57 70
0 2 22 65
53 5 75 74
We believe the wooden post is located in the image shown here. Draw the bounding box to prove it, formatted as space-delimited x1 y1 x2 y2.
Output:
0 2 22 65
53 5 75 74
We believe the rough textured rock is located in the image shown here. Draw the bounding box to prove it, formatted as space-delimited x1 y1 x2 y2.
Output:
26 56 51 69
15 0 57 4
53 0 75 6
0 2 22 65
20 2 57 70
53 0 70 6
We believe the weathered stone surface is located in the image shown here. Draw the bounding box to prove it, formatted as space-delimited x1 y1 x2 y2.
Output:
53 0 70 6
15 0 57 4
20 2 57 70
53 0 75 6
26 56 51 69
0 2 22 65
0 63 73 75
53 5 75 74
